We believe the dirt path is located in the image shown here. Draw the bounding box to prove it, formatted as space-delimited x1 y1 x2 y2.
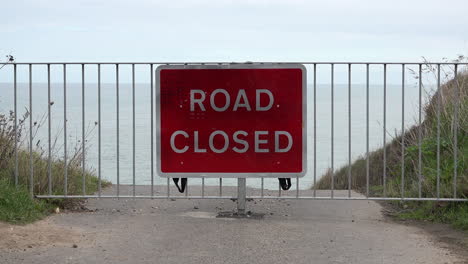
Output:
0 185 466 264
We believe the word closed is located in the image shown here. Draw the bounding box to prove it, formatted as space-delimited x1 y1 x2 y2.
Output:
157 64 306 177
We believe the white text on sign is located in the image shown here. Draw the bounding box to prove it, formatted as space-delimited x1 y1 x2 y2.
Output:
190 89 274 112
170 130 293 154
170 88 294 154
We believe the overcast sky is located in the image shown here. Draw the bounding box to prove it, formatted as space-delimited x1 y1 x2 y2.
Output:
2 0 468 62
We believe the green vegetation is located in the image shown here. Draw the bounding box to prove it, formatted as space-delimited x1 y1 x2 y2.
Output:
0 110 109 224
397 202 468 231
0 178 52 224
316 66 468 230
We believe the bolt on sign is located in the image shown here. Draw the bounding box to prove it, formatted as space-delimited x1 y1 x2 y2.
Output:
156 64 307 177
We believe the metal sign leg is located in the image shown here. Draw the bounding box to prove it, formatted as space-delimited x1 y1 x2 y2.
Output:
217 177 262 219
237 178 246 215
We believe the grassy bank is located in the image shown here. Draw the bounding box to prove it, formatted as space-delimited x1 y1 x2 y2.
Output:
0 111 109 224
315 67 468 230
0 179 52 224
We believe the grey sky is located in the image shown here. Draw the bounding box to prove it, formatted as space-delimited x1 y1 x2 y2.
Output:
2 0 468 62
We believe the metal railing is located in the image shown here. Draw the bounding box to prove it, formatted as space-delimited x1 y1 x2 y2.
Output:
0 62 467 202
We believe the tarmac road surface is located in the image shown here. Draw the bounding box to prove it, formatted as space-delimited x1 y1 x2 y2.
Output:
0 185 464 264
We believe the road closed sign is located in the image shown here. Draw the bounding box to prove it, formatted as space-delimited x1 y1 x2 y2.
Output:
156 64 306 177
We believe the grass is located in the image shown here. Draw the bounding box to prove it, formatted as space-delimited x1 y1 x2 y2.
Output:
0 178 52 224
315 64 468 230
0 110 110 224
397 202 468 231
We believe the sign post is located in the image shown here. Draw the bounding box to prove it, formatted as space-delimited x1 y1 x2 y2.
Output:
156 63 307 214
237 178 246 215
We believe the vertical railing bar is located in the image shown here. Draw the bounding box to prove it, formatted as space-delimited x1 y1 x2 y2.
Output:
383 64 387 197
453 64 458 198
436 64 441 200
366 64 370 198
401 64 405 200
219 178 222 197
418 64 422 198
261 177 264 198
98 64 102 197
132 64 136 197
63 64 68 196
313 63 317 197
81 64 86 196
29 64 33 198
14 64 18 186
331 63 334 199
202 178 205 198
47 64 52 195
116 64 120 197
348 63 351 198
150 64 154 197
296 176 299 198
167 178 170 198
278 182 281 197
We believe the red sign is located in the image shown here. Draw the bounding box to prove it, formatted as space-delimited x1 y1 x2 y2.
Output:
156 64 306 177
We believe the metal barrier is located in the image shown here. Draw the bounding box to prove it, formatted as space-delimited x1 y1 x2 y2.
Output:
0 62 467 202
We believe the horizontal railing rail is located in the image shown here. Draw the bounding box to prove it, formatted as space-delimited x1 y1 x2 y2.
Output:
3 62 468 64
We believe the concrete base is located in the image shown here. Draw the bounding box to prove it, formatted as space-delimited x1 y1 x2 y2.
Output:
216 210 265 219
